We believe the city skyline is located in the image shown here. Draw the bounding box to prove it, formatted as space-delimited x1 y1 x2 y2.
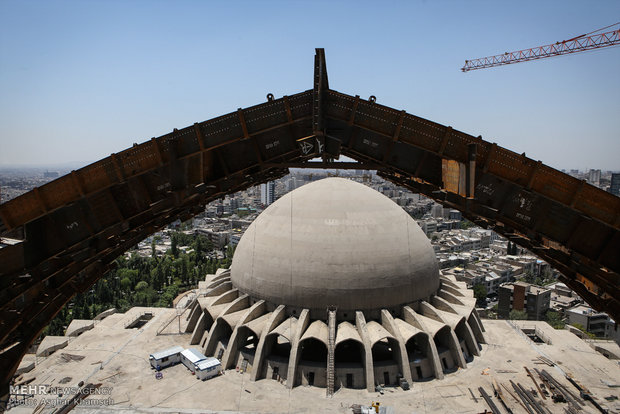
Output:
0 1 619 171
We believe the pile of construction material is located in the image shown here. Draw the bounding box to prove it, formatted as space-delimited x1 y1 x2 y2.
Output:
476 365 611 414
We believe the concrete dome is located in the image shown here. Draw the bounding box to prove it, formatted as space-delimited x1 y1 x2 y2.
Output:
230 177 440 314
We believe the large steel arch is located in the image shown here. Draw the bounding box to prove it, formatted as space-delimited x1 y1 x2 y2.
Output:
0 49 618 393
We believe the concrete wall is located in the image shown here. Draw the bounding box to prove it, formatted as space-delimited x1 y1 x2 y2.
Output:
409 357 433 380
372 360 400 386
265 356 289 382
235 350 255 373
437 348 456 371
297 361 326 387
334 363 365 389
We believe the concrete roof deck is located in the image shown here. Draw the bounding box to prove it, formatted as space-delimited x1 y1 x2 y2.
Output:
10 309 620 414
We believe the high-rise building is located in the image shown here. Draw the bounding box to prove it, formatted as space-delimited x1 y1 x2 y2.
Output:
609 173 620 196
260 182 275 206
588 169 601 186
566 305 620 341
285 177 297 193
498 282 551 320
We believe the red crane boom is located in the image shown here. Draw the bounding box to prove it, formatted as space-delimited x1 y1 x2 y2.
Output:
462 27 620 72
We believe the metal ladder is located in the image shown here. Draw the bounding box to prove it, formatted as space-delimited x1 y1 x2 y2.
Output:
156 306 189 335
326 307 337 397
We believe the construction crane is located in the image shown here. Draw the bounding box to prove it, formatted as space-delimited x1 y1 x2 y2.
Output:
462 23 620 72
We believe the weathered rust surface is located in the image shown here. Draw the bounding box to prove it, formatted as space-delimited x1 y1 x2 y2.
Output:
0 49 618 392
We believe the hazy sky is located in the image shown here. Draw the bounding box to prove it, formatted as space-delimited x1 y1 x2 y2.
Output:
1 1 619 171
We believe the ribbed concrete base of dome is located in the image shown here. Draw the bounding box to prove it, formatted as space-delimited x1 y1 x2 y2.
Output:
187 269 485 392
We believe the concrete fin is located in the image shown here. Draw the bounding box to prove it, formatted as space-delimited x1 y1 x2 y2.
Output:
438 289 465 306
380 310 413 384
420 301 448 325
206 277 230 290
408 309 445 336
205 281 233 297
211 288 238 306
355 311 375 392
250 305 287 382
287 309 310 389
431 296 460 315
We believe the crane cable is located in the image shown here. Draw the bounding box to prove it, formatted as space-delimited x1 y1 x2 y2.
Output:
563 21 619 42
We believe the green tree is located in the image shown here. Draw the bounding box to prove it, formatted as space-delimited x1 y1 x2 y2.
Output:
40 227 219 343
571 323 596 339
171 233 179 258
460 220 475 229
120 277 132 291
545 310 565 329
473 284 487 307
522 270 535 284
135 281 149 291
509 309 528 320
158 284 179 307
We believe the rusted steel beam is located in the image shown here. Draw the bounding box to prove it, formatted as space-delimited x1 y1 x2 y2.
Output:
70 171 86 197
32 187 48 214
438 126 453 157
263 161 379 170
238 108 264 164
382 110 407 162
483 143 498 173
110 153 126 182
526 160 542 190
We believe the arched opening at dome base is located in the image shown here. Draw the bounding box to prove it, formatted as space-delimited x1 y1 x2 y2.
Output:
204 319 233 361
406 332 434 381
260 333 291 382
226 325 259 372
454 319 478 363
433 326 463 373
335 339 366 389
191 310 214 347
297 338 327 387
371 337 401 386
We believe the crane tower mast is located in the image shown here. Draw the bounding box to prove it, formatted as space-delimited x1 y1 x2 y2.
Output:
462 26 620 72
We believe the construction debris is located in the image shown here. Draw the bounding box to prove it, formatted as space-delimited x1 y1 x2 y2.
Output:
469 387 479 403
536 369 584 411
50 382 102 414
502 382 529 413
535 356 554 366
565 373 607 414
60 353 85 362
478 387 501 414
600 379 620 388
492 378 513 414
525 366 546 400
